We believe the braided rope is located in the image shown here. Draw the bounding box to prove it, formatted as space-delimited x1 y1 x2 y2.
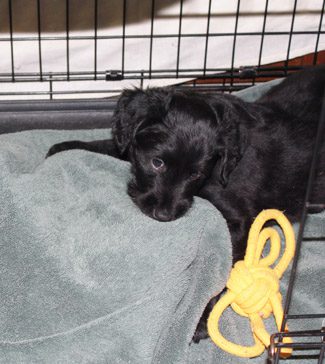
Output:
207 209 295 358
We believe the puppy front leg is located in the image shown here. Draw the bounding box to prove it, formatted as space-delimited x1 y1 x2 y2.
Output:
46 139 122 159
192 289 226 343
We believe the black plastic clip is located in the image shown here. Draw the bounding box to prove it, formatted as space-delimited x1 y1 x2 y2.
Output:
239 66 257 79
106 70 124 81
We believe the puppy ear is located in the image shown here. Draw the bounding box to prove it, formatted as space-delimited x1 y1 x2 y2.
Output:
112 88 170 156
216 123 247 186
111 89 147 155
213 97 251 186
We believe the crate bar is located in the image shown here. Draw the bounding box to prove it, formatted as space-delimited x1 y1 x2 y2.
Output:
176 0 184 78
222 79 226 94
0 90 122 96
0 66 306 77
0 64 308 76
0 84 256 98
273 330 324 338
8 0 15 82
286 314 325 320
255 0 269 85
284 0 298 76
230 0 241 88
203 0 212 76
0 30 324 42
281 95 325 331
302 236 325 242
258 0 270 66
148 0 155 79
274 94 325 363
36 0 43 81
94 0 98 80
0 72 299 84
319 334 325 364
49 74 53 100
177 84 250 92
0 66 308 83
275 342 323 350
313 0 325 65
122 0 127 76
66 0 70 81
0 64 307 77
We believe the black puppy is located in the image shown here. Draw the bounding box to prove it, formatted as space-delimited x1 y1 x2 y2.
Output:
47 66 325 342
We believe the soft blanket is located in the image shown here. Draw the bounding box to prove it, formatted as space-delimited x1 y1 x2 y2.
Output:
0 129 232 363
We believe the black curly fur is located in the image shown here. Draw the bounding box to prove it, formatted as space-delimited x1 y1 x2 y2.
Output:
47 66 325 342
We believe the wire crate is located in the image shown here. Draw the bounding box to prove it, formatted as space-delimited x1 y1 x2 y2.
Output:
0 1 324 362
0 0 325 99
268 97 325 364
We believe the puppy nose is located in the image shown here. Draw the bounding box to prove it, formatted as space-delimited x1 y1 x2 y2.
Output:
153 208 173 222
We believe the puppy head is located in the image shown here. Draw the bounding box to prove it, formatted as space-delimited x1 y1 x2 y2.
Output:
112 88 249 221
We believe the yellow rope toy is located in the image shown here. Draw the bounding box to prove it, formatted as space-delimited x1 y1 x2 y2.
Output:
207 209 295 358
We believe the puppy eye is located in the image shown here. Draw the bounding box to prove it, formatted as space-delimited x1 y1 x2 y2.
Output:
190 172 201 180
151 158 164 170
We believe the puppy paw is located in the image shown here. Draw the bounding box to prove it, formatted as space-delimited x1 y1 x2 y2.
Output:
192 319 209 343
46 141 74 158
192 292 225 344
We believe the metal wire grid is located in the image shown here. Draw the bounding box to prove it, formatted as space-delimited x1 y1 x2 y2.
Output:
268 95 325 363
0 0 324 98
0 1 324 361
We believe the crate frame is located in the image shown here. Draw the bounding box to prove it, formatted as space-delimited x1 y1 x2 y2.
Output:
0 0 325 97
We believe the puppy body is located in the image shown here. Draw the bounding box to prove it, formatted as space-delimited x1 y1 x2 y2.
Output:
47 66 325 341
110 67 325 261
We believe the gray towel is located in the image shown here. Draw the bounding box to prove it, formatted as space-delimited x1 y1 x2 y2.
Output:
0 129 232 363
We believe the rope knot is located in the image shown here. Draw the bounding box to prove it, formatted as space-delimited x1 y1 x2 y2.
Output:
227 261 280 318
207 209 296 358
